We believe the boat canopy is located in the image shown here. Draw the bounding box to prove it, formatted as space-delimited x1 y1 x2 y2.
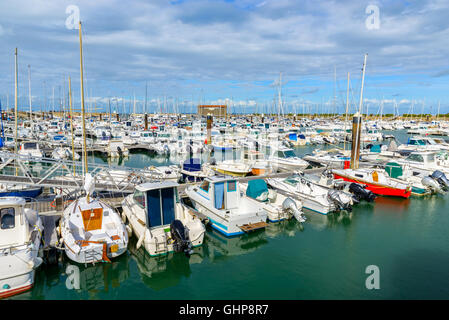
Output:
385 162 403 179
246 179 269 201
146 186 176 228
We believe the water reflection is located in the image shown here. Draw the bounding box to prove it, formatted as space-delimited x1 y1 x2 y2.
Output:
204 228 268 262
304 210 355 231
373 196 410 216
128 239 204 291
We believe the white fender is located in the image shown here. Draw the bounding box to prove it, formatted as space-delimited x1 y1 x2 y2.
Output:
136 229 146 249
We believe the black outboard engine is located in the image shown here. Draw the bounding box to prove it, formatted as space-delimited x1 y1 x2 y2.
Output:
348 183 376 202
170 219 194 257
431 170 449 190
117 146 123 157
186 144 193 157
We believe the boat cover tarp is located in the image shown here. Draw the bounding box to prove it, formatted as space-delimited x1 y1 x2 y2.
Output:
183 158 201 172
246 179 269 201
385 162 403 179
214 182 225 210
370 144 382 153
288 133 297 141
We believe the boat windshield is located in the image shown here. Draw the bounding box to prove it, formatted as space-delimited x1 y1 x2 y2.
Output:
284 150 296 158
406 153 424 162
23 142 37 150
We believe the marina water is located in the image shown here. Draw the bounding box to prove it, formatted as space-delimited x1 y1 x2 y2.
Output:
9 130 449 300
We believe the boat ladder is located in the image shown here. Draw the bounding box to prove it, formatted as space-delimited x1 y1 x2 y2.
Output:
154 234 168 254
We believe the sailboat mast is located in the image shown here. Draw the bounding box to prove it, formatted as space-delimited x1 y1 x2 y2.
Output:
14 48 19 176
344 72 350 151
69 76 76 176
79 21 88 175
28 64 32 122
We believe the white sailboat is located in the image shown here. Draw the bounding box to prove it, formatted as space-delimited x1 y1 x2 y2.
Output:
59 21 128 265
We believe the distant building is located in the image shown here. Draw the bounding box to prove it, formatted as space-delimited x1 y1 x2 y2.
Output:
197 105 227 117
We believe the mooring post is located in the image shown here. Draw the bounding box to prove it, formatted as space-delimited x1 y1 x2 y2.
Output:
350 112 362 169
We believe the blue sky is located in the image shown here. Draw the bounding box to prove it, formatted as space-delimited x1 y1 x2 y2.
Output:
0 0 448 114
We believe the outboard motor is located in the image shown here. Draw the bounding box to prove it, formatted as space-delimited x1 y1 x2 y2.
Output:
431 170 449 189
117 146 123 157
186 144 193 157
170 219 194 257
163 144 170 156
328 189 353 212
282 198 306 222
348 183 377 202
421 176 443 193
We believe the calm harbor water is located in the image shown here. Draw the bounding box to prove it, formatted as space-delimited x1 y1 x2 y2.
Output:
9 130 449 299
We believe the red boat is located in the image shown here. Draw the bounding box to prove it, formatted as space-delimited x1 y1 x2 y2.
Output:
332 168 412 198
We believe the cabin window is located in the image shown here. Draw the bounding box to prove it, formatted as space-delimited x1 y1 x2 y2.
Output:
200 181 210 192
1 207 15 229
355 174 364 178
227 181 237 192
133 190 146 209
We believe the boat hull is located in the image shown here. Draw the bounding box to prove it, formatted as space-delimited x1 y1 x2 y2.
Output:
333 173 411 198
0 187 43 198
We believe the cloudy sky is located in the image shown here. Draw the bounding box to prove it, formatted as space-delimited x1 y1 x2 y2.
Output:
0 0 448 114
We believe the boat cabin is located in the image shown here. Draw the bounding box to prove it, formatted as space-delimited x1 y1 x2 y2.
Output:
195 176 240 211
133 181 180 229
0 197 28 248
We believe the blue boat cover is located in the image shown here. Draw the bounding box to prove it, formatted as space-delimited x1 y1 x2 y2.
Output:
183 158 201 172
370 144 382 153
289 133 297 141
246 179 268 200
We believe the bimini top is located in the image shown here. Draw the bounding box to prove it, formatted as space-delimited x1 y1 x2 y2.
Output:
0 197 26 207
136 181 179 192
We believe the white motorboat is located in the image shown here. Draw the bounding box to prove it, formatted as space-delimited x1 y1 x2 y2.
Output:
106 139 129 158
18 142 43 159
52 147 80 161
185 176 268 237
0 197 43 299
267 173 354 215
268 146 309 171
239 179 305 222
122 181 205 256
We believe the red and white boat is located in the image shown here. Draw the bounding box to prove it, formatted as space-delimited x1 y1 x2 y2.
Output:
332 168 412 198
